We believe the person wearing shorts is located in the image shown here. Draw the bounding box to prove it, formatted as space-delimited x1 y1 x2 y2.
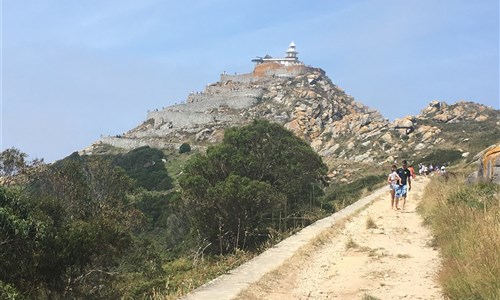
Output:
396 160 412 210
387 164 401 210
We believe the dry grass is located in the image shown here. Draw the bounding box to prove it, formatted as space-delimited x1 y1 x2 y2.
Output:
148 250 256 299
419 173 500 299
312 218 348 247
368 247 387 258
345 237 359 250
366 216 378 229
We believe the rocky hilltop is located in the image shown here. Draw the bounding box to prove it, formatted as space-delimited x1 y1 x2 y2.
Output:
83 44 499 180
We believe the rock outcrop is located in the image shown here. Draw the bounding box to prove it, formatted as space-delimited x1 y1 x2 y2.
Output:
470 144 500 184
86 65 393 164
417 100 491 123
82 55 499 182
482 145 500 184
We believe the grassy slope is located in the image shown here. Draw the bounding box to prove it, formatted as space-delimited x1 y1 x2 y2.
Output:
418 171 500 299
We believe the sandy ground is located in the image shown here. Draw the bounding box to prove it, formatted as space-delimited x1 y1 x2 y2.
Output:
237 176 443 300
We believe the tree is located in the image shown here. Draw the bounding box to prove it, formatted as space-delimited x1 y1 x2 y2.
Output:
0 154 142 298
220 120 327 209
0 187 39 297
0 147 43 186
0 147 27 178
179 120 327 253
113 146 173 191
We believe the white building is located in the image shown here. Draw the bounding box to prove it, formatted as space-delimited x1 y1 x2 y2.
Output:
252 42 302 66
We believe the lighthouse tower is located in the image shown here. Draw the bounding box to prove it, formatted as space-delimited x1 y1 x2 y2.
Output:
286 41 298 60
251 42 302 66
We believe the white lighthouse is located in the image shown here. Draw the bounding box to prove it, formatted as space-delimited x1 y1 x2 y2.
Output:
251 42 302 66
286 41 298 59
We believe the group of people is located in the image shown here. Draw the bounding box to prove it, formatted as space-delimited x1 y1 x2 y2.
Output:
387 160 413 210
418 163 446 176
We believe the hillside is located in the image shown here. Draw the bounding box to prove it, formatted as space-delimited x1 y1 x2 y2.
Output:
82 45 499 182
3 43 498 299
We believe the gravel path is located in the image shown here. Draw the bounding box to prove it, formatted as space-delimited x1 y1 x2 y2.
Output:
237 176 443 300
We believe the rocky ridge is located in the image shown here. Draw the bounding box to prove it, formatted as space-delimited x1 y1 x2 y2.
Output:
83 63 499 180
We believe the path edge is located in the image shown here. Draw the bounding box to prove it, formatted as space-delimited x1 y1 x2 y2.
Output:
181 185 388 300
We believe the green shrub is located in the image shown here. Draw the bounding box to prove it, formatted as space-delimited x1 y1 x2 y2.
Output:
179 120 327 254
421 149 463 165
179 143 191 154
1 157 138 299
447 182 500 210
322 175 385 211
0 281 22 300
113 146 173 191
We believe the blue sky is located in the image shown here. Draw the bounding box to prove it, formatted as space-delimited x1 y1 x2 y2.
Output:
1 0 499 162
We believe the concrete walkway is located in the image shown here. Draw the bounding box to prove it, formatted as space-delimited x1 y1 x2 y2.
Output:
181 186 388 300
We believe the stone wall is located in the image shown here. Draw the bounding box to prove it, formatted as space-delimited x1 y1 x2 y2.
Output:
185 89 263 106
100 136 190 151
140 74 267 135
218 64 324 83
205 84 256 94
253 63 323 78
144 110 246 134
220 73 255 84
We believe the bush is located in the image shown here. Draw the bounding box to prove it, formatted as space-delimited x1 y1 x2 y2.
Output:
322 175 385 211
447 183 499 210
0 281 21 300
179 143 191 154
113 146 173 191
0 156 139 299
421 149 462 166
179 120 327 254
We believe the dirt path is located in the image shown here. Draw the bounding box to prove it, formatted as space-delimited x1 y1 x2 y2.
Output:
237 176 443 300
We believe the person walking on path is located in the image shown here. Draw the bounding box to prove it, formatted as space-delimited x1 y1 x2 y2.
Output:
387 164 402 210
408 164 416 179
396 160 412 210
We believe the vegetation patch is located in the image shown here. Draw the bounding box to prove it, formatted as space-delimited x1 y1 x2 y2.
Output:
366 216 378 229
179 143 191 154
419 149 463 166
0 121 339 298
367 247 387 258
179 120 328 254
419 174 500 299
111 146 173 191
321 174 386 212
0 121 393 299
345 237 359 250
